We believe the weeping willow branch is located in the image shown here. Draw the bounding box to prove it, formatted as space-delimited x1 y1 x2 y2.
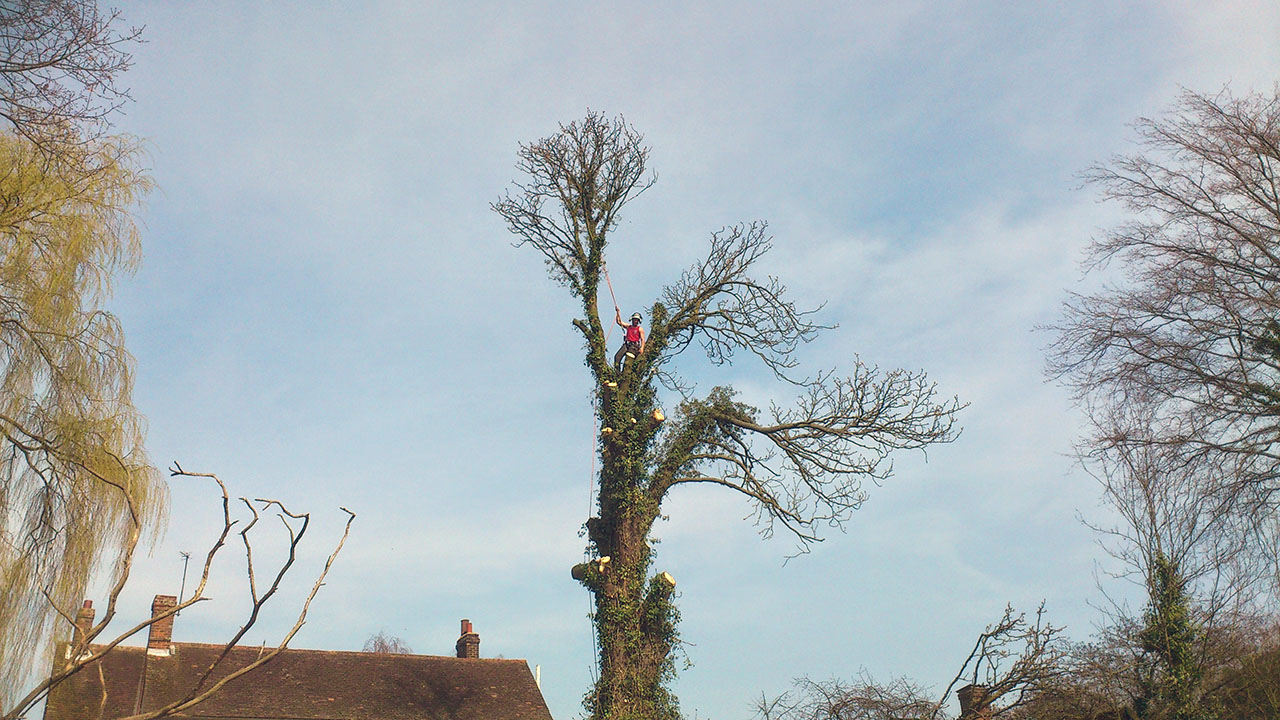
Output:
0 130 162 709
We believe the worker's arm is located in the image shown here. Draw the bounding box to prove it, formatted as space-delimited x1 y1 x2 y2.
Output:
639 327 646 354
615 309 626 329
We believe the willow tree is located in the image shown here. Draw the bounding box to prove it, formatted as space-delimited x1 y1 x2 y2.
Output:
0 131 162 705
495 113 962 720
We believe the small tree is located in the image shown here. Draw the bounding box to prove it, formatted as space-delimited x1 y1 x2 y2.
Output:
363 631 413 654
756 604 1066 720
496 113 962 720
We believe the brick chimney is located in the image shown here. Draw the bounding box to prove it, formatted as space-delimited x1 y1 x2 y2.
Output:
147 594 177 655
957 684 993 720
455 619 480 658
72 600 95 647
65 600 96 658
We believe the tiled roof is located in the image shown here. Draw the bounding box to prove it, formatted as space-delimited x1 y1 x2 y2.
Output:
44 642 553 720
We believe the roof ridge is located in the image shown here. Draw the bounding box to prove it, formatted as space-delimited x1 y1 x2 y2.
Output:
88 641 529 663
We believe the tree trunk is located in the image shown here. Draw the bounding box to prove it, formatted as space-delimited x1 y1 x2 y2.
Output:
582 363 680 720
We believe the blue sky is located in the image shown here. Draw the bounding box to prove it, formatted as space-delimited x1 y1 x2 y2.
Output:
88 2 1280 718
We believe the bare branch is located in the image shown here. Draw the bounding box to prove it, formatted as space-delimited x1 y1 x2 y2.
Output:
654 367 962 548
1049 87 1280 513
653 222 828 381
0 0 141 152
4 467 355 720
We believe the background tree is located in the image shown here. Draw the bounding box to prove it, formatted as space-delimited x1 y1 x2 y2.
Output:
755 604 1066 720
1043 86 1280 720
363 631 413 654
495 113 962 720
1049 87 1280 551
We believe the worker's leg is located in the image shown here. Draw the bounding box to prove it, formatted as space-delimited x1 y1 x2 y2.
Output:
614 345 628 372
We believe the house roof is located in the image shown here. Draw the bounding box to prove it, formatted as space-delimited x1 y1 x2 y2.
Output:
44 642 554 720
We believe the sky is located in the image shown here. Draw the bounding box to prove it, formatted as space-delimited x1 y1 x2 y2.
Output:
74 2 1280 718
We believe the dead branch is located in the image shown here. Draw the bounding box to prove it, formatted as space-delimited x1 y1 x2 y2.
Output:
3 464 355 720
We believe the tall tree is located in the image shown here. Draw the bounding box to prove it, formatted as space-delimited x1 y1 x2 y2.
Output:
1044 87 1280 720
495 113 962 720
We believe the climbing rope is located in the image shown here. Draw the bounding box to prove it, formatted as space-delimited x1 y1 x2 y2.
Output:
585 265 619 696
603 263 621 317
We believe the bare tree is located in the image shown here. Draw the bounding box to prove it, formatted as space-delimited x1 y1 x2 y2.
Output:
363 631 413 654
1049 87 1280 539
755 674 938 720
1012 439 1274 720
1046 86 1280 719
0 0 140 151
496 113 963 720
756 605 1066 720
3 464 356 720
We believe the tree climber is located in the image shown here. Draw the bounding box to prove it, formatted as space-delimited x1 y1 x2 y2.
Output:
614 310 646 372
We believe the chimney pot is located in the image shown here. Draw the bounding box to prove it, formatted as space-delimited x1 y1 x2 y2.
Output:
148 595 178 655
72 600 95 650
456 618 480 659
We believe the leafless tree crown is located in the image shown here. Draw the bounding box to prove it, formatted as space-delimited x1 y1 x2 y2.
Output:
0 0 141 149
1050 88 1280 501
362 631 413 654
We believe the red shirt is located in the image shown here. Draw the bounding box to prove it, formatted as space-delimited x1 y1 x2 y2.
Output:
625 324 642 343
